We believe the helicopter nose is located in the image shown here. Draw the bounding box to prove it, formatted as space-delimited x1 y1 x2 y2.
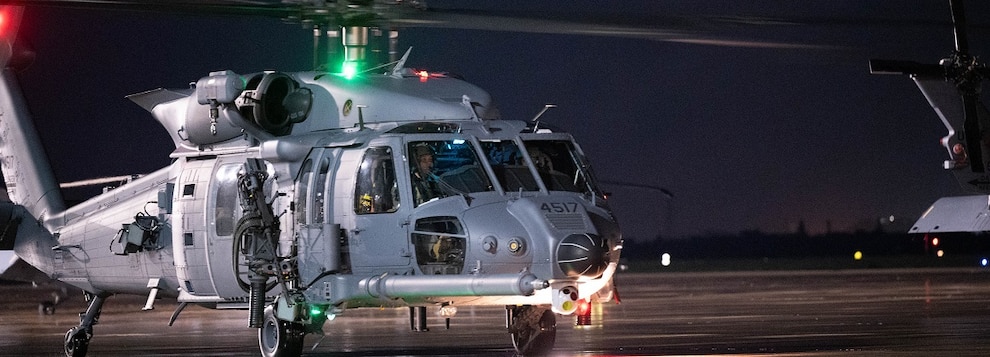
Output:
556 233 609 278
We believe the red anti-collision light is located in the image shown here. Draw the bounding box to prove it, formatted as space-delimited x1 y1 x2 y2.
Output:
576 299 592 326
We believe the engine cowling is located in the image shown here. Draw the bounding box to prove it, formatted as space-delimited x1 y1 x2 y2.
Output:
238 72 313 136
184 71 313 145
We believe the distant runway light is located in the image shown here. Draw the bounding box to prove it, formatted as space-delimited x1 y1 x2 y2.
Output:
981 258 988 267
660 253 671 267
854 251 863 261
936 250 945 258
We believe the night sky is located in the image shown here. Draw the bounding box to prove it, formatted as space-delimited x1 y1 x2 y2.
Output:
9 1 990 241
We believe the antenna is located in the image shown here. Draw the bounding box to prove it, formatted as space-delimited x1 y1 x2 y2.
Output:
461 95 482 122
391 47 413 77
530 104 557 132
357 105 367 130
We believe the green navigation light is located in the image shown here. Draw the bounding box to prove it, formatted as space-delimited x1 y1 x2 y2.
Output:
309 304 325 318
341 61 359 79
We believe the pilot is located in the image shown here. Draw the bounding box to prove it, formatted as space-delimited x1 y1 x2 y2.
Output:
529 148 553 172
411 144 442 205
430 235 454 262
529 147 567 191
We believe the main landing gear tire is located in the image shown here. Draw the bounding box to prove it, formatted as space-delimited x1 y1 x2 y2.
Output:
259 305 305 357
63 327 90 357
509 305 557 356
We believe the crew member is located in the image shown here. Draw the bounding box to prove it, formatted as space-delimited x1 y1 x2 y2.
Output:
411 144 442 205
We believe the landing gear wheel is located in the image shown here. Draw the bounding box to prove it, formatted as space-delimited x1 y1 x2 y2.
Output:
63 327 90 357
259 305 305 357
509 306 557 356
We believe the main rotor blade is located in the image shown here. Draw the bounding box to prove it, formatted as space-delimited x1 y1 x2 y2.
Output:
0 1 295 17
59 175 139 188
391 10 848 50
385 6 986 51
949 0 969 54
5 1 987 50
599 180 673 198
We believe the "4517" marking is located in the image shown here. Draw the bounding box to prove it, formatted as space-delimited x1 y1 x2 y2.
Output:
540 202 578 213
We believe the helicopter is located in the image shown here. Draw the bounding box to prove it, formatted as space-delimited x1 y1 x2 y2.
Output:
5 1 981 356
870 0 990 235
0 1 626 356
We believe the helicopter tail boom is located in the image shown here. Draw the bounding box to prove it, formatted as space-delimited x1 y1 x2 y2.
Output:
0 8 66 289
0 68 65 221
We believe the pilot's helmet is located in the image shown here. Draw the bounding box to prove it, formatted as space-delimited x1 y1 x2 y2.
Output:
412 144 434 160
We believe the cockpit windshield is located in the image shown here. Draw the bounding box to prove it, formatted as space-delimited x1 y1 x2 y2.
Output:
408 140 494 206
480 140 540 192
404 138 600 205
523 140 601 196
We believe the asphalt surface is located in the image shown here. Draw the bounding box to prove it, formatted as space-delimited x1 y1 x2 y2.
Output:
1 268 989 356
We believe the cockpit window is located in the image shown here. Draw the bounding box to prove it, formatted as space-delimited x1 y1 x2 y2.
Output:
412 216 466 275
523 140 600 195
480 140 539 192
354 146 399 214
408 140 494 206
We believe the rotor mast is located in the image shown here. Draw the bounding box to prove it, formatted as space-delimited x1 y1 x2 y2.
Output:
309 23 397 75
341 26 368 76
292 1 403 74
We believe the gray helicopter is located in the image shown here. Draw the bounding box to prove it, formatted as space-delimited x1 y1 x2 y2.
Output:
871 0 990 236
0 3 622 357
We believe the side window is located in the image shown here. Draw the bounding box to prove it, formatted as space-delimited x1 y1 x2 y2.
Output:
354 147 399 214
214 160 277 236
313 158 330 224
297 159 313 224
214 164 242 236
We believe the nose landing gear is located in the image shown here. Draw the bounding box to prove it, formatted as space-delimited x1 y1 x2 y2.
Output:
259 305 305 357
506 305 556 356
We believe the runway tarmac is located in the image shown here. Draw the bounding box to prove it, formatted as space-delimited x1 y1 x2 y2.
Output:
1 268 989 356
